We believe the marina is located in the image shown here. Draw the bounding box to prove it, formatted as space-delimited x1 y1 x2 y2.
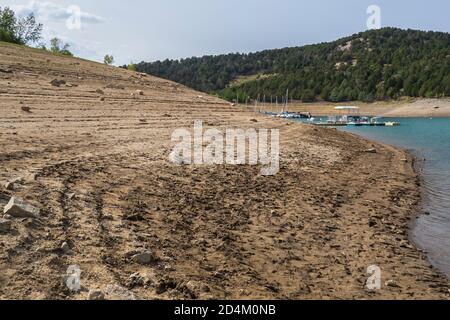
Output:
266 106 401 127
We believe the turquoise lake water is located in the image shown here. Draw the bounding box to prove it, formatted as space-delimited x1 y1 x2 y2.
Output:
338 118 450 277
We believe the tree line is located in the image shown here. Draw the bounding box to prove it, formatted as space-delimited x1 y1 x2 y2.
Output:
135 28 450 102
1 6 115 64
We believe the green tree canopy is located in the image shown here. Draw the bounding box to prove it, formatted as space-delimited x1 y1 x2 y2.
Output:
135 28 450 102
0 6 42 45
104 54 114 65
50 37 73 56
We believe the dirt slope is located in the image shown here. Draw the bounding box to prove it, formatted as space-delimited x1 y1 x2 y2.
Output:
0 41 448 300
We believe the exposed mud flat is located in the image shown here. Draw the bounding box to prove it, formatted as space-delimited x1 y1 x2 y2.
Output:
0 42 448 300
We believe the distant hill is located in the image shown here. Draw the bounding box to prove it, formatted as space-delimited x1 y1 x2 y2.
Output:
136 28 450 102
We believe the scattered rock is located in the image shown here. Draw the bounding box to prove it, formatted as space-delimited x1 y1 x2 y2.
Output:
131 250 157 265
385 280 400 288
106 84 125 90
3 197 40 218
67 193 76 200
0 67 13 73
128 272 146 287
364 148 377 154
164 264 173 271
185 280 210 295
21 106 32 113
105 284 137 300
61 242 71 254
0 218 12 233
4 182 16 191
5 177 25 191
399 240 413 249
87 289 105 300
50 79 66 87
0 192 10 201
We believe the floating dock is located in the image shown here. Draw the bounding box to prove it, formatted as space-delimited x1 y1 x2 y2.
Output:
314 121 400 127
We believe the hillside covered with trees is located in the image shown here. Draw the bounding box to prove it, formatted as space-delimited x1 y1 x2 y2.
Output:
135 28 450 102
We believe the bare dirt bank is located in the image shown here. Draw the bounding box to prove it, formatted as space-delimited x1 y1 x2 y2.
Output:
0 42 449 299
282 98 450 118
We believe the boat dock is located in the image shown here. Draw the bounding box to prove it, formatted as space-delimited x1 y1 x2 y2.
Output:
265 106 400 127
314 121 400 127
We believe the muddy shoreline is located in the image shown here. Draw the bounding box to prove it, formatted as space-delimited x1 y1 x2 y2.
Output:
339 129 449 280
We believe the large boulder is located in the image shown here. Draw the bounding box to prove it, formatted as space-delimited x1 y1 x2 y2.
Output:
3 197 40 218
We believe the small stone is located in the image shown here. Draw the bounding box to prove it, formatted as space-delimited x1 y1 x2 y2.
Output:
4 177 24 191
164 265 173 271
96 89 104 95
128 272 145 287
250 119 258 123
21 106 31 113
136 90 144 96
0 218 12 233
105 284 137 300
88 289 105 300
3 197 40 218
50 79 66 87
364 148 377 154
0 67 13 74
100 97 105 102
61 242 71 254
4 182 15 191
131 250 157 265
385 280 400 288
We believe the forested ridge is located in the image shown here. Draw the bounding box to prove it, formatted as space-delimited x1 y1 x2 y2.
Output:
135 28 450 102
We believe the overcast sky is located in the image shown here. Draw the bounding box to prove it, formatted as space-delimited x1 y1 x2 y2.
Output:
2 0 449 65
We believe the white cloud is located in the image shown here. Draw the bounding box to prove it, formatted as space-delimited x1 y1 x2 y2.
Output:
12 0 105 24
